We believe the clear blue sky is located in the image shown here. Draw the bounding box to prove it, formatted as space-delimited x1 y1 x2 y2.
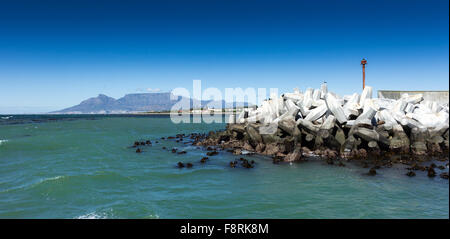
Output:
0 0 448 113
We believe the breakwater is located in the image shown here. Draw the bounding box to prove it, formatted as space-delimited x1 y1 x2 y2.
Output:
197 84 449 177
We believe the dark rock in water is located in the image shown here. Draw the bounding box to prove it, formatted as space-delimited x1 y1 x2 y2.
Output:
140 142 146 146
146 140 152 145
136 148 142 153
206 146 214 151
155 141 159 143
177 162 185 168
241 159 254 168
162 146 166 150
228 157 254 168
408 163 426 171
427 167 436 177
338 161 346 167
406 171 416 177
200 157 208 163
440 172 449 179
168 136 175 139
171 148 177 153
437 165 445 170
177 150 187 154
134 141 140 147
206 151 218 156
161 137 165 140
242 162 253 168
186 163 193 168
430 163 437 169
368 167 377 176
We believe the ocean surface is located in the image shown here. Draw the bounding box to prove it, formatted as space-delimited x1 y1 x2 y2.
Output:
0 114 448 219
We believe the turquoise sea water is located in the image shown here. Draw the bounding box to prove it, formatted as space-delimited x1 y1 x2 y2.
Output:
0 115 448 219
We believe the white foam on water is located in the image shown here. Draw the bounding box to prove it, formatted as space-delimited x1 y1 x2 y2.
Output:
0 139 8 146
241 150 254 155
145 214 160 219
75 211 109 219
40 175 65 183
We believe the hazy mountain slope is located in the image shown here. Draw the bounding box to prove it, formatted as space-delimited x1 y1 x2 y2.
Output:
53 92 250 113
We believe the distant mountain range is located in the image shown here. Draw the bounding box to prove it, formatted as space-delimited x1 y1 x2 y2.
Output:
52 92 250 114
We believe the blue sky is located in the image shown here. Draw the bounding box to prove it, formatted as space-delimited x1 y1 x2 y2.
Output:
0 0 448 113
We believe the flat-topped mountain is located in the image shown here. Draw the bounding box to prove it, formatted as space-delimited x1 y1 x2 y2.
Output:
52 92 248 114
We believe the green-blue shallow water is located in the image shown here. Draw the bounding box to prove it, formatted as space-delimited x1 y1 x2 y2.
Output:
0 115 448 218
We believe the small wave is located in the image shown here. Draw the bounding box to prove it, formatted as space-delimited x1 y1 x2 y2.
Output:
40 175 65 183
26 176 67 190
0 139 8 146
1 116 12 120
0 175 66 194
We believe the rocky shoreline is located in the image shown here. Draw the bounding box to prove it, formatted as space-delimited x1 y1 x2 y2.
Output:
193 125 448 178
129 128 449 179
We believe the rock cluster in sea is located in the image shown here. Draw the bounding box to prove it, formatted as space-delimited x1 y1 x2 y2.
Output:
197 83 449 165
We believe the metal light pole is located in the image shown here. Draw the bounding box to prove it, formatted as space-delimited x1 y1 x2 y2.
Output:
361 58 367 89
